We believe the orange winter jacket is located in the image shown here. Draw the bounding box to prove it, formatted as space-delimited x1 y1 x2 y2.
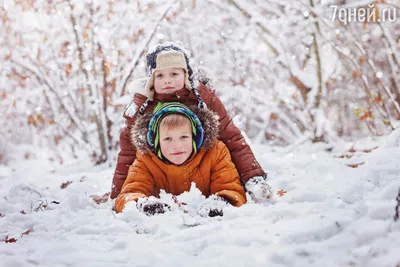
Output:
110 82 266 199
115 141 247 213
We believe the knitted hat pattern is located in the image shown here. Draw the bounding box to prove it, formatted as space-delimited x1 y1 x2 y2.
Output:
138 42 206 115
144 50 192 101
146 43 194 84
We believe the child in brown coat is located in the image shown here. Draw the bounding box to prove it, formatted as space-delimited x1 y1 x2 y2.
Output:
111 42 272 203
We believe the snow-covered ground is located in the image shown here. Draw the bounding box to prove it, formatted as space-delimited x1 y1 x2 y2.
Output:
1 132 400 267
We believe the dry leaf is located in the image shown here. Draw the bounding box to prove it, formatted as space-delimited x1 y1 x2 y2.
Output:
21 228 33 238
276 189 287 197
352 70 358 79
335 154 354 159
373 96 383 104
347 146 378 154
360 111 373 121
289 75 311 101
362 146 379 153
325 78 337 88
90 192 110 204
5 237 17 243
60 181 72 189
111 79 117 93
28 115 37 127
20 210 26 214
348 147 356 153
3 235 17 243
103 62 110 75
36 114 45 124
358 56 366 64
65 63 72 77
347 162 365 168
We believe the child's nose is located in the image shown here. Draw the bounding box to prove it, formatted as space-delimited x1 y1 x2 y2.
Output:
172 140 182 148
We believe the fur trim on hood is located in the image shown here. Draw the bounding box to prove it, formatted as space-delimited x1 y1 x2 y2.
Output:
131 106 219 154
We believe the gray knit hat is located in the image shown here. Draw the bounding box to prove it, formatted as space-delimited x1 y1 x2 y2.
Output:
138 42 206 115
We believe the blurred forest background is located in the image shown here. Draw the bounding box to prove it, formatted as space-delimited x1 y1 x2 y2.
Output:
1 0 399 165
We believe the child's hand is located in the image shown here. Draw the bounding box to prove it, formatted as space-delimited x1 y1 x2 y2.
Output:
197 195 229 217
245 175 273 203
137 197 170 216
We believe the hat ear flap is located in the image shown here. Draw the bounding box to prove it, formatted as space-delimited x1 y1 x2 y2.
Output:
184 72 192 90
145 71 155 101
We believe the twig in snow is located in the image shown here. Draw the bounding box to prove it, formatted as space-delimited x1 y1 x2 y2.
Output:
394 187 400 222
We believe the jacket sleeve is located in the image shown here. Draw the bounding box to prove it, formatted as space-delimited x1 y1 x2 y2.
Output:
207 88 266 183
110 121 137 199
111 93 151 199
209 142 247 207
114 154 155 213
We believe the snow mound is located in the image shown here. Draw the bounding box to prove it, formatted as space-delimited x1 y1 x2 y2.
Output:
382 127 400 149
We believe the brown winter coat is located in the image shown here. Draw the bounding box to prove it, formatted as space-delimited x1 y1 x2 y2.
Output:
114 107 246 213
111 83 265 199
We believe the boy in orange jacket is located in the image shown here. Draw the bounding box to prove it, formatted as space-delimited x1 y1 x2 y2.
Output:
115 102 247 216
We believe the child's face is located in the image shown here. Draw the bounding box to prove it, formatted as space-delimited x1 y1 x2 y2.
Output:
153 68 185 94
159 120 193 165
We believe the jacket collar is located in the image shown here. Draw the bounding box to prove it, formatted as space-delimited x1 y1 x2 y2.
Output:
154 88 192 102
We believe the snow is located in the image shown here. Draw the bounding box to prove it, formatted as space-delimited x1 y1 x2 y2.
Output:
124 101 138 118
1 1 400 265
1 136 400 267
382 128 400 148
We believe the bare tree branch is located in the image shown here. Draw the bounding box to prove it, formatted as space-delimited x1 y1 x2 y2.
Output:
117 1 179 97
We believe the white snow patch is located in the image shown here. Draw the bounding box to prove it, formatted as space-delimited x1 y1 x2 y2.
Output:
1 137 400 266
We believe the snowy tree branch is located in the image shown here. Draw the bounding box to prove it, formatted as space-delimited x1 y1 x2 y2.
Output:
117 1 179 97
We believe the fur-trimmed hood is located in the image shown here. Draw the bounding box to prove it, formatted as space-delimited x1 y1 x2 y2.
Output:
131 106 220 154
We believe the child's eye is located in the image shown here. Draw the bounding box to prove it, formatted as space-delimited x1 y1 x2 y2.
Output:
163 137 171 141
181 135 189 139
171 73 178 76
156 74 163 78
